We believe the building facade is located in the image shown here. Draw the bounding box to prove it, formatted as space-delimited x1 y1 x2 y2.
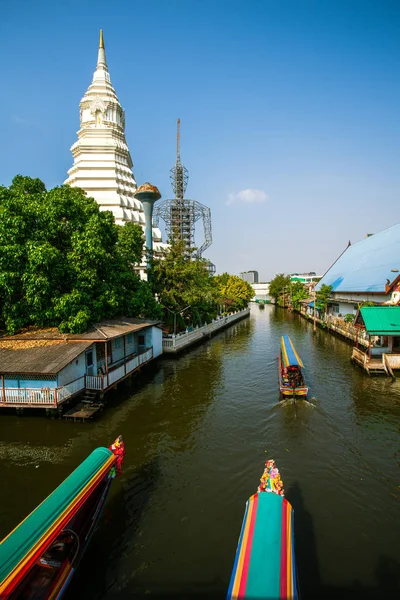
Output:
65 31 164 264
0 319 162 410
240 271 259 284
316 224 400 317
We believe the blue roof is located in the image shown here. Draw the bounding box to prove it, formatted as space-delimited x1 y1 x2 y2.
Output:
316 223 400 294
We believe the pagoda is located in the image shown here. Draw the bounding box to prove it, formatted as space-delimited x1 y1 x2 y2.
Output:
65 30 163 256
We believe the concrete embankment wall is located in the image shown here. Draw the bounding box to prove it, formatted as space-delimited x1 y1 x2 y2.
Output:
162 308 250 354
296 308 369 348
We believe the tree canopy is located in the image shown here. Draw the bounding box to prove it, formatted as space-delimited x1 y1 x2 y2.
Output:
151 241 253 332
214 274 254 312
0 175 161 334
290 280 309 308
316 284 332 314
269 273 291 304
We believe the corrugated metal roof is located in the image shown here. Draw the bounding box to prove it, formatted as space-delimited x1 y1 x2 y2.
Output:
360 306 400 334
4 318 160 342
316 223 400 293
0 341 92 374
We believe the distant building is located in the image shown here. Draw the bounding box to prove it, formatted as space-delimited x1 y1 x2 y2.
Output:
240 271 259 284
251 282 270 302
290 272 321 284
315 223 400 317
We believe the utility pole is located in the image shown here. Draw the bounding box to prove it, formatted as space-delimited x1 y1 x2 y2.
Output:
313 285 317 333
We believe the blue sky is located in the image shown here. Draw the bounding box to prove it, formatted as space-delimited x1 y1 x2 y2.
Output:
2 0 400 281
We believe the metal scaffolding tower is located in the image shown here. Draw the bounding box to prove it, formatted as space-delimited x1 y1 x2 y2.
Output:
153 119 212 257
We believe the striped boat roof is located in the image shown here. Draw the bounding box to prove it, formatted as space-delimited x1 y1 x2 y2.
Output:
227 492 297 599
0 447 114 591
281 335 304 369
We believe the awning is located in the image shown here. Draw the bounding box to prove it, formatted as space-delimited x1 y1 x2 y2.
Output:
281 335 304 369
360 306 400 335
227 492 297 599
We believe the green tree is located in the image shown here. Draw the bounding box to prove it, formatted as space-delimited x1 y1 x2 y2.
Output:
269 273 291 304
0 175 160 334
316 284 332 316
151 237 218 331
218 275 253 312
290 281 308 309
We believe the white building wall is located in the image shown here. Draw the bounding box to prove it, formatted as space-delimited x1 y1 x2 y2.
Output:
151 326 163 358
57 348 89 385
65 32 166 279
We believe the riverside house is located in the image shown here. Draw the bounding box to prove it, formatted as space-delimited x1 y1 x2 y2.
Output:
0 318 162 411
315 223 400 318
351 306 400 376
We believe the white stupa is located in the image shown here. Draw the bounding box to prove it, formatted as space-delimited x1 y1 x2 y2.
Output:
65 30 163 256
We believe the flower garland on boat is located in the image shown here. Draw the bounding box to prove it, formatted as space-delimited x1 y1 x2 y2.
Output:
258 459 284 496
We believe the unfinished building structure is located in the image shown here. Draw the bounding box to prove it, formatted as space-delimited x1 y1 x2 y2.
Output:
153 120 213 267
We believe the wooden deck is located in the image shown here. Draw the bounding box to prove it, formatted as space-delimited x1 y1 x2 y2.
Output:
351 348 396 378
63 402 103 422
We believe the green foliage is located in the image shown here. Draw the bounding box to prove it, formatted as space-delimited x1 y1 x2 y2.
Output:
151 241 252 332
344 313 355 323
151 237 218 330
0 175 160 334
269 273 291 303
315 284 332 314
290 281 308 308
117 221 144 265
217 275 254 312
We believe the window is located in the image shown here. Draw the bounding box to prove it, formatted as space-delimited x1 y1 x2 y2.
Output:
331 304 339 313
127 333 133 344
114 338 121 349
138 335 145 347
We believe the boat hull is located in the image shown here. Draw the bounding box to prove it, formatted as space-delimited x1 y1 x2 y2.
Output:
279 336 308 399
0 438 124 600
280 385 309 398
227 461 299 599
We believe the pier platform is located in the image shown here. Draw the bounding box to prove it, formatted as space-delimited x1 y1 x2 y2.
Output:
63 402 103 422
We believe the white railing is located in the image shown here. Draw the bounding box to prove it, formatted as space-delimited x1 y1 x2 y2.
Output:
86 375 104 390
107 364 125 386
126 355 139 373
57 376 86 403
1 348 156 409
139 348 153 364
85 348 153 390
1 388 56 405
163 309 250 351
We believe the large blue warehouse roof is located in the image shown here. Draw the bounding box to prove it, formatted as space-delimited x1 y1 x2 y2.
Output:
316 223 400 293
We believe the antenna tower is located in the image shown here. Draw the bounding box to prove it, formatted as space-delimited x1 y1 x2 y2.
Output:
154 119 212 258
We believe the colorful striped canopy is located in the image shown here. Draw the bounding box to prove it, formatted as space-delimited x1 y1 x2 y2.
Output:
281 335 304 369
0 447 115 595
227 492 298 600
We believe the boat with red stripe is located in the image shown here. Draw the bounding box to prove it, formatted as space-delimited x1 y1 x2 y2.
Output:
227 460 299 599
279 335 309 398
0 436 124 600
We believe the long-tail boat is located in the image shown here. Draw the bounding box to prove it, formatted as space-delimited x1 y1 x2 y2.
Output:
227 460 299 599
279 335 308 398
0 436 124 600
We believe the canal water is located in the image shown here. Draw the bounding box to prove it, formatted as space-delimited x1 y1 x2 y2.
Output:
0 305 399 599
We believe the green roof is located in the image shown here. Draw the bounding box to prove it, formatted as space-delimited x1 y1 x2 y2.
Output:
360 306 400 334
0 447 113 587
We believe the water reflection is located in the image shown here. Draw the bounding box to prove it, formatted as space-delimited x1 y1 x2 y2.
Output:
0 307 399 600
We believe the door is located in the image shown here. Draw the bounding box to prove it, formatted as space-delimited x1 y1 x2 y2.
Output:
86 350 94 376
